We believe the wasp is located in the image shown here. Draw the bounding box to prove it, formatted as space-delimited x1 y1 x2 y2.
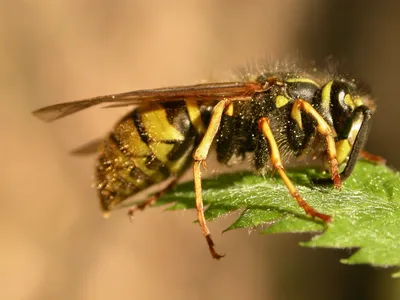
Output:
33 68 377 259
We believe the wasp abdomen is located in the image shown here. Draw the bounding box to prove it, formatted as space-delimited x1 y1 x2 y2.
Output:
96 101 211 212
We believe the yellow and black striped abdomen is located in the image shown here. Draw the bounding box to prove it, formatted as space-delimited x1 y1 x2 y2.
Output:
96 101 212 212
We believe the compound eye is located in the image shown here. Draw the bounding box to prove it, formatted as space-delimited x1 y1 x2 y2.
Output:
331 81 351 112
329 81 354 135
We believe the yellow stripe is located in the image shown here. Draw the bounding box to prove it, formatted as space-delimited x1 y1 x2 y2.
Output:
148 141 174 163
139 104 185 141
185 99 206 135
275 95 289 108
132 157 165 182
114 118 151 157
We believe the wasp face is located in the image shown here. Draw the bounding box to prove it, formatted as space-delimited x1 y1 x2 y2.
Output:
323 80 373 179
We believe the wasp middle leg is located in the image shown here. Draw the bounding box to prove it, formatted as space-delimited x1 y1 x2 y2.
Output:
258 117 332 223
192 99 231 259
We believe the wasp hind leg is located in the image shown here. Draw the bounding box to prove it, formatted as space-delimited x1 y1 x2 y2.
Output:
192 99 231 259
127 178 179 221
258 117 332 223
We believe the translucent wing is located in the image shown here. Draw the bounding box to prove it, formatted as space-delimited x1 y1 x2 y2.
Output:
33 82 262 122
69 138 104 156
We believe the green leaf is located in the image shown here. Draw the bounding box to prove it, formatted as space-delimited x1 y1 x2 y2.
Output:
155 161 400 276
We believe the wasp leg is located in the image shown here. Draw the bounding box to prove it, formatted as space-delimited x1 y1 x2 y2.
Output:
292 99 341 189
127 178 179 220
359 150 386 165
193 99 230 260
258 117 332 223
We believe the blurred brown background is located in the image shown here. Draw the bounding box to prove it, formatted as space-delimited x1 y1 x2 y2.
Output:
1 1 399 299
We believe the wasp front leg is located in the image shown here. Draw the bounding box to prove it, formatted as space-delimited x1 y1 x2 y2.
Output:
192 99 231 259
328 105 373 182
292 99 341 189
359 150 386 165
258 117 332 223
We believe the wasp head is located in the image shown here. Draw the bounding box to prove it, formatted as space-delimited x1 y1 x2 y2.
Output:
323 79 375 180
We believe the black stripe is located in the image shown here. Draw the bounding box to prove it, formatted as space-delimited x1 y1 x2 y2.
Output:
156 139 184 144
161 101 185 123
146 154 171 178
108 133 155 187
109 132 127 154
200 104 213 129
129 167 154 186
132 109 149 144
168 134 196 161
132 106 189 144
162 101 193 136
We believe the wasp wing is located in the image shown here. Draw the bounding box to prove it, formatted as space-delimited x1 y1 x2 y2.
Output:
33 82 262 122
69 138 104 156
